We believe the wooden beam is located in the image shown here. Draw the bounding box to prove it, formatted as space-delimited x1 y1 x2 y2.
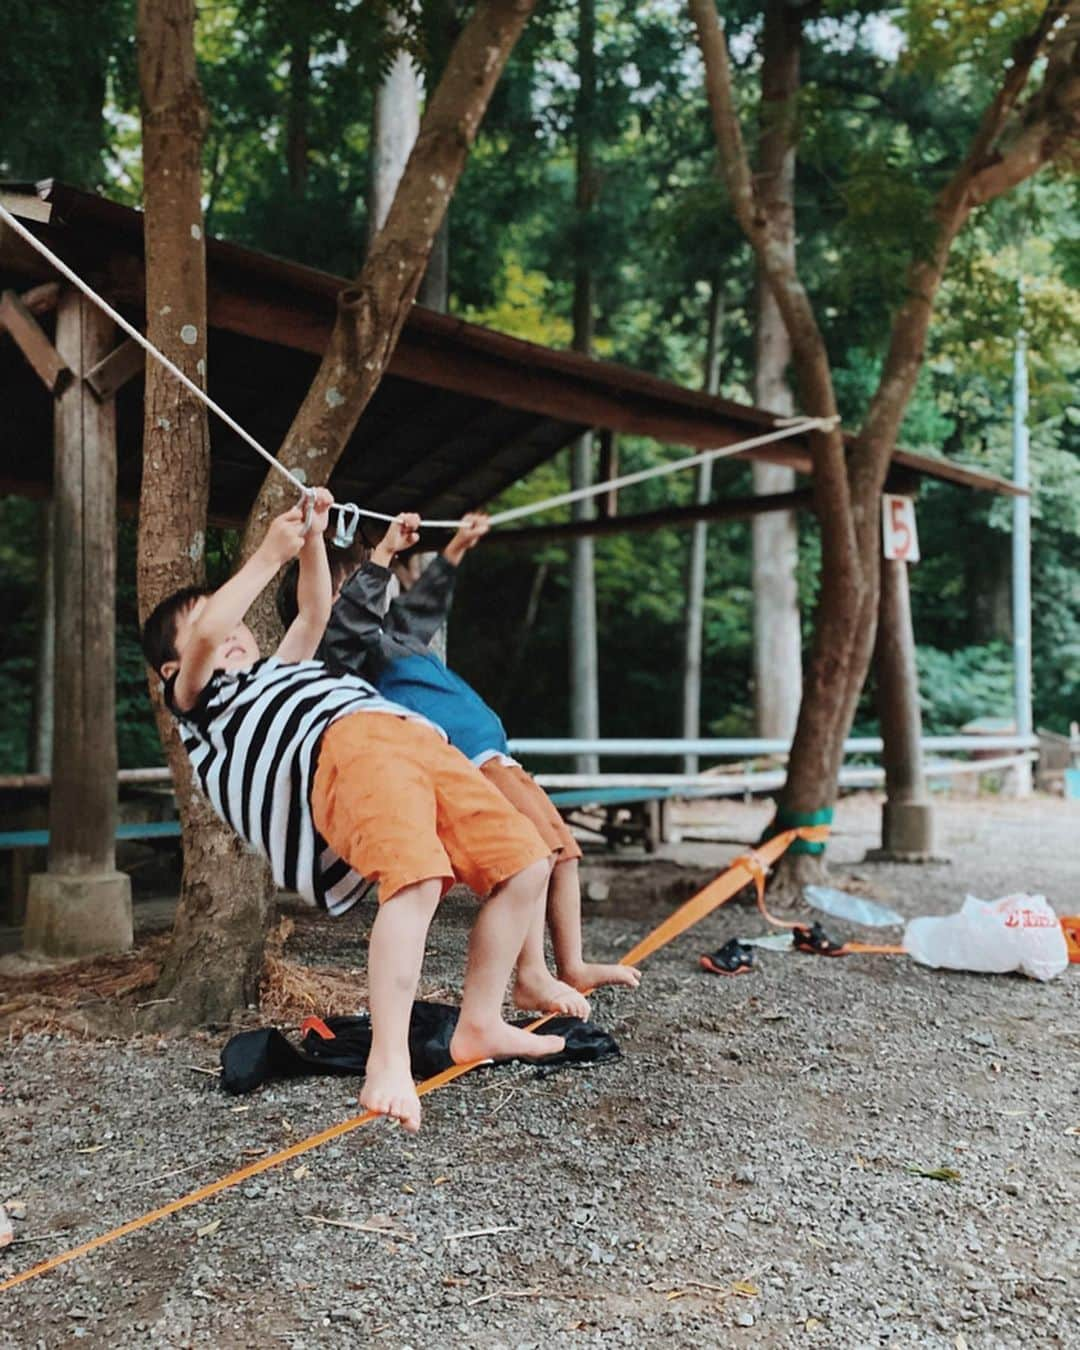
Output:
20 282 61 316
86 338 145 401
0 289 71 394
485 488 814 546
80 251 813 470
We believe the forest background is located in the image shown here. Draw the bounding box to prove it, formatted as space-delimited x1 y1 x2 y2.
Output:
1 0 1077 774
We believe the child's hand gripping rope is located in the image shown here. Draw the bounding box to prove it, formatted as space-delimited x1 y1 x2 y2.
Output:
444 512 491 565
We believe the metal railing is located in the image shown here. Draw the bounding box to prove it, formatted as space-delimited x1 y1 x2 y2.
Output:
507 735 1040 757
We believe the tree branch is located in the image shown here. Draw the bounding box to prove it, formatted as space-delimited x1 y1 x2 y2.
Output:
968 14 1080 204
688 0 854 552
240 0 538 562
855 2 1079 495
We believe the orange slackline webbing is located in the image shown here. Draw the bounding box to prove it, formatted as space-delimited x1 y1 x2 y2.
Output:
0 824 825 1295
716 836 908 958
838 940 908 956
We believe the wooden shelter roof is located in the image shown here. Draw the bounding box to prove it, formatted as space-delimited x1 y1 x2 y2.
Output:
0 179 1020 527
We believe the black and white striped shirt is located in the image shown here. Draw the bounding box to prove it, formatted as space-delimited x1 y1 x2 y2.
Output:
165 658 439 915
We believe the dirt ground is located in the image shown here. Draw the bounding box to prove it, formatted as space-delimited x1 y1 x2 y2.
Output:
1 794 1078 1348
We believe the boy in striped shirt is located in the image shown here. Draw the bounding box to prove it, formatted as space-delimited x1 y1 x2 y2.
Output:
141 492 564 1132
278 510 641 1015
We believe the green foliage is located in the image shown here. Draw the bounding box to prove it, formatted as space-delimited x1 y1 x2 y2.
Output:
915 642 1014 733
2 0 1077 773
0 0 133 187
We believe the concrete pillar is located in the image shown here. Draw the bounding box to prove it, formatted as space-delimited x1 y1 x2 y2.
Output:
874 554 937 859
25 288 132 955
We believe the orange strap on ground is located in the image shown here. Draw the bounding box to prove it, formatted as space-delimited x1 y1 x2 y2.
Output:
0 823 824 1295
839 941 908 956
618 825 828 967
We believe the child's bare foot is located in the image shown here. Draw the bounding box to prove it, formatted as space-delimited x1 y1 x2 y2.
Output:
450 1018 565 1067
513 969 590 1020
560 961 642 993
360 1057 422 1133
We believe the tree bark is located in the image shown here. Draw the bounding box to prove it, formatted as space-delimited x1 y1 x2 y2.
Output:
368 11 422 245
751 0 802 742
286 27 311 198
369 11 454 657
682 275 724 774
241 0 538 576
137 0 274 1025
689 0 1078 886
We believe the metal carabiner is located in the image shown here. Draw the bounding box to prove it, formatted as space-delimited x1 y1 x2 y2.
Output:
331 502 361 549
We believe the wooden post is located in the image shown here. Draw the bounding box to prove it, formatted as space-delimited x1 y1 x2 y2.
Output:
24 288 132 955
874 555 937 859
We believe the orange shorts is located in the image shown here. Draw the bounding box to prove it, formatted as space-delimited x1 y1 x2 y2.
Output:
479 760 582 863
311 712 551 903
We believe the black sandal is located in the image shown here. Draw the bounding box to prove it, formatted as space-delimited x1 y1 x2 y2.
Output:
699 938 755 976
791 922 847 957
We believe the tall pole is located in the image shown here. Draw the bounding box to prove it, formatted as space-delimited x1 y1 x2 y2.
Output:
570 0 599 775
751 0 802 741
1012 322 1033 796
682 278 723 774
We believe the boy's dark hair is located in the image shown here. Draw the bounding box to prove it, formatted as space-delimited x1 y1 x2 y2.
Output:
141 585 213 675
275 545 361 629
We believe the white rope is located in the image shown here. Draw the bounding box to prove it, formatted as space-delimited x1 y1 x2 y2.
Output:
0 200 836 537
0 200 310 503
485 416 835 526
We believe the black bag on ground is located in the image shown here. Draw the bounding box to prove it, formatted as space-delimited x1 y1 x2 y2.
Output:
220 1000 620 1095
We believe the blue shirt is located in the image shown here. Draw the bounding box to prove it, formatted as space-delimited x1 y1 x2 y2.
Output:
376 652 510 762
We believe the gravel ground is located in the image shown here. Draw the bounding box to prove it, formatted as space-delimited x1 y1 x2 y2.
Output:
1 794 1078 1349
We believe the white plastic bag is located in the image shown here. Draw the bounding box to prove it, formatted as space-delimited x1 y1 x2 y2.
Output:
904 893 1068 982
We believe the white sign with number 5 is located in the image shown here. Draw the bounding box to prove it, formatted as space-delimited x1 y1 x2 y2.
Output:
882 493 920 562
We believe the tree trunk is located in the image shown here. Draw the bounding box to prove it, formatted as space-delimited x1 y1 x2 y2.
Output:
286 29 311 198
751 0 802 742
136 0 274 1026
682 275 724 774
241 0 538 590
368 12 422 245
570 0 600 775
689 0 1073 892
370 9 451 659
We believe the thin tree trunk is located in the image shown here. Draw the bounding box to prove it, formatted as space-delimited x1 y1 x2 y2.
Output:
137 0 274 1025
570 0 600 775
682 276 724 773
501 559 550 714
370 9 451 658
286 30 311 198
751 0 802 742
368 12 422 245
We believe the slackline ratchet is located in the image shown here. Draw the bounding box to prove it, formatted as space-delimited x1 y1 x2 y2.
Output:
0 824 827 1294
0 200 838 541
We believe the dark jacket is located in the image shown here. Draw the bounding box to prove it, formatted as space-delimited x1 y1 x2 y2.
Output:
321 557 510 762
